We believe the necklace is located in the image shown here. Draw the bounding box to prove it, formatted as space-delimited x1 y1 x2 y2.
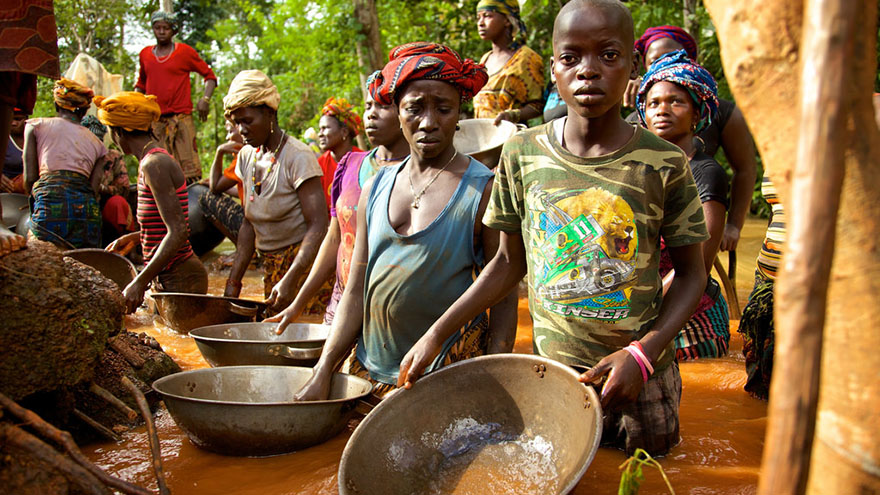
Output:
153 43 175 64
407 152 457 209
250 131 286 201
376 151 407 162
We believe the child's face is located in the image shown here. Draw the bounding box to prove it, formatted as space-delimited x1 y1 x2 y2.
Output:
552 6 635 119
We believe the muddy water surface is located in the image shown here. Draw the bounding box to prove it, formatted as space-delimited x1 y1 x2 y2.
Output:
84 219 769 494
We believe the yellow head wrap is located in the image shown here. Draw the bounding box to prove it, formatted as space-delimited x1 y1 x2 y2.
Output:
53 78 94 112
223 70 281 118
94 92 161 132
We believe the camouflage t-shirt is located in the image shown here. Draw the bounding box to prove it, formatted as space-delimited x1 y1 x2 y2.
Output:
484 120 708 371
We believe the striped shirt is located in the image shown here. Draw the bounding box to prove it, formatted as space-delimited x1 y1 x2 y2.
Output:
756 175 786 280
137 148 194 270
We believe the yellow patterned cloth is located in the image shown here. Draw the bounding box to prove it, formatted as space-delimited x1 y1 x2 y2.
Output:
473 45 545 119
260 242 332 318
53 78 94 111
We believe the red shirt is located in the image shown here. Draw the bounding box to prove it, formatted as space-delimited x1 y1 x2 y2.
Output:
317 148 362 211
135 42 217 115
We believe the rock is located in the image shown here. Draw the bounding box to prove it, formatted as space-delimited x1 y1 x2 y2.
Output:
0 241 125 402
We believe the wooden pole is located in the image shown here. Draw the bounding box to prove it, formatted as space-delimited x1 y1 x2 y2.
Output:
758 0 855 493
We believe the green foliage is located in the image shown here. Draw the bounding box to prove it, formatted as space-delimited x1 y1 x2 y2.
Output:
618 448 675 495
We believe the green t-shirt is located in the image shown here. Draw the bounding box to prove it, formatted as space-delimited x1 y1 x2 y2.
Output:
484 120 709 371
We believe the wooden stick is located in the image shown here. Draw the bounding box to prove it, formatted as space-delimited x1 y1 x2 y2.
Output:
72 408 122 442
758 0 855 493
89 382 139 421
121 376 170 495
0 392 152 495
713 256 741 320
0 423 111 495
109 336 147 369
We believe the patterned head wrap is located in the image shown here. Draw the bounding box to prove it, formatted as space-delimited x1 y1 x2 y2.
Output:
477 0 527 42
223 70 281 118
94 91 161 132
321 97 363 136
150 10 177 30
634 25 698 63
81 115 107 139
369 42 488 106
636 50 718 133
53 78 94 112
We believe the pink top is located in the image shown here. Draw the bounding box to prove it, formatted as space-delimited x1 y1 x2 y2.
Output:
30 117 106 177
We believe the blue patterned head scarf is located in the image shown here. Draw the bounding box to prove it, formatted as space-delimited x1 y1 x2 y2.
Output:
81 115 107 139
636 50 718 133
477 0 527 43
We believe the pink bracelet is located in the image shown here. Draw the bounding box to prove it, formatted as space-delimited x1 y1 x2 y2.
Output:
624 346 649 383
627 342 654 376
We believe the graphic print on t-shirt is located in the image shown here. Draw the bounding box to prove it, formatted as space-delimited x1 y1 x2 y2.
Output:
526 184 638 322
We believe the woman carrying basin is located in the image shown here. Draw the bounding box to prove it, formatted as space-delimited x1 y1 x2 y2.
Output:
295 42 518 401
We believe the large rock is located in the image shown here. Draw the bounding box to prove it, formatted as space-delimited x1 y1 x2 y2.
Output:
0 241 124 401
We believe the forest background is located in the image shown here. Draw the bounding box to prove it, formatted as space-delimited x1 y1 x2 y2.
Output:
37 0 820 215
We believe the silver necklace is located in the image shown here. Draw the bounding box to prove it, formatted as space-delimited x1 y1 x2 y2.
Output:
407 152 457 209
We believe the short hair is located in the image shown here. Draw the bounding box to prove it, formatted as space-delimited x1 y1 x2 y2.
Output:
554 0 634 47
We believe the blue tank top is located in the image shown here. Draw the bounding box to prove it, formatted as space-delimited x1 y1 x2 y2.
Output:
356 157 494 384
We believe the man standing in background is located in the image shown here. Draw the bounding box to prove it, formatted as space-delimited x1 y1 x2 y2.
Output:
136 11 217 183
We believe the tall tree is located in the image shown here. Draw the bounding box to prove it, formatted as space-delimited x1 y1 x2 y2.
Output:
705 0 880 494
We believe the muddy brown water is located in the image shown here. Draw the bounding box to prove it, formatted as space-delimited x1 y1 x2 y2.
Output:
83 218 770 494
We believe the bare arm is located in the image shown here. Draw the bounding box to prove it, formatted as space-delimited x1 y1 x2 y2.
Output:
581 242 706 411
224 219 255 297
123 156 189 313
293 178 374 401
398 229 528 387
475 181 518 353
23 124 38 194
661 199 727 293
719 107 758 251
89 155 107 199
266 217 341 333
208 144 241 194
265 177 329 309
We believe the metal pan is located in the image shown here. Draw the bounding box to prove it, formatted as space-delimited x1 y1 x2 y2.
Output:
189 322 329 367
1 193 29 231
152 366 373 456
63 248 137 291
339 354 603 495
150 292 268 334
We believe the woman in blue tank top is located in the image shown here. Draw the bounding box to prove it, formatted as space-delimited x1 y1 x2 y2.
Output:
295 43 518 401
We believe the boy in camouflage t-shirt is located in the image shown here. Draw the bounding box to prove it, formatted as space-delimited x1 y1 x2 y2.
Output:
488 119 707 375
397 0 709 456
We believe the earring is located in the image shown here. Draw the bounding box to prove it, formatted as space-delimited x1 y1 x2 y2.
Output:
455 123 461 131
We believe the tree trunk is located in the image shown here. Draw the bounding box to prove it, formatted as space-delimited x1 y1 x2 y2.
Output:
704 1 880 494
353 0 384 102
681 0 699 40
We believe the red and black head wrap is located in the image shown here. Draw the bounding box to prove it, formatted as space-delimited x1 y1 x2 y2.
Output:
634 25 698 62
368 42 488 106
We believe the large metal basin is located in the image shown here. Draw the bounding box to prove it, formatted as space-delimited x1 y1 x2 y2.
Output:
454 119 519 169
152 366 372 456
189 322 329 367
339 354 602 495
63 248 137 291
1 193 28 231
151 292 268 334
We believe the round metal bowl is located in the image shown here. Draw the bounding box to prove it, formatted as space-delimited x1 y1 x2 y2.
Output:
63 248 137 291
150 292 269 334
453 118 519 169
339 354 602 495
1 193 28 231
189 322 329 368
152 366 373 457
